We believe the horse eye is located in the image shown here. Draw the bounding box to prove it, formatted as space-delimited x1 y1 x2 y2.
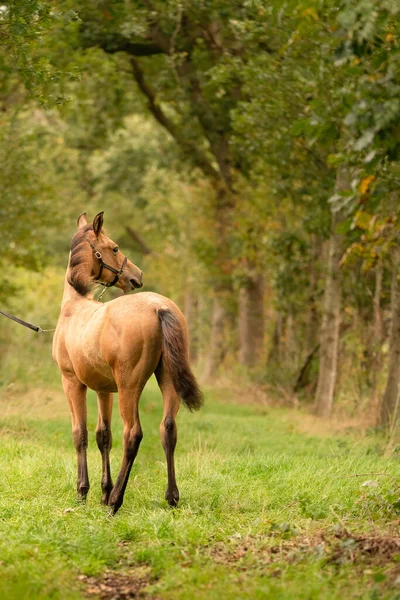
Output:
113 247 119 253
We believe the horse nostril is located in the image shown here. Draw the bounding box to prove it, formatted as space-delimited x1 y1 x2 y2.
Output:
130 278 143 289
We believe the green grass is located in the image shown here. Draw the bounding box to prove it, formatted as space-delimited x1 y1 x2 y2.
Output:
1 379 400 599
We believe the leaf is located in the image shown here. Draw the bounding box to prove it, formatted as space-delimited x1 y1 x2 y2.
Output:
301 8 319 21
327 153 345 167
354 130 375 151
364 150 377 163
328 192 342 205
335 218 352 234
359 175 375 195
289 119 308 136
353 210 373 230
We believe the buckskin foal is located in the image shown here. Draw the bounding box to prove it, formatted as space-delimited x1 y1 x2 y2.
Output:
53 212 203 513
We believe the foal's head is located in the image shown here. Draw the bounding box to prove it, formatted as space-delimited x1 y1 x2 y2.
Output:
68 212 143 296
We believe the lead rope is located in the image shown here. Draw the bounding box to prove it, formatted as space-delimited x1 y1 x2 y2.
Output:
0 310 56 333
97 286 108 301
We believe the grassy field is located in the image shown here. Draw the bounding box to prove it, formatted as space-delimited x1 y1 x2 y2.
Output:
1 379 400 600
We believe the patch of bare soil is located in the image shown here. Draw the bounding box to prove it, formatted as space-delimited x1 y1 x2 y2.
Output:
324 532 400 567
79 566 159 600
210 530 400 582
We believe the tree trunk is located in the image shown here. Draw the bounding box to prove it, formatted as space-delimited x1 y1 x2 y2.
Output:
314 168 348 417
203 187 235 379
314 221 342 417
369 264 383 415
267 311 283 365
373 264 383 343
306 234 321 351
203 294 227 379
284 311 295 366
380 248 400 427
238 272 264 367
184 290 199 363
293 343 320 394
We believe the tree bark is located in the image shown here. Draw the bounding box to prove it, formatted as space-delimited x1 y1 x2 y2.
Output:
314 168 348 418
267 311 283 366
203 294 227 380
369 263 383 415
238 272 264 367
184 290 199 363
314 222 342 417
284 311 295 366
373 264 383 343
380 247 400 427
294 343 320 393
306 234 321 351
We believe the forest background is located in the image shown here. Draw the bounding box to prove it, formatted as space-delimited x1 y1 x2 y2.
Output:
1 0 400 429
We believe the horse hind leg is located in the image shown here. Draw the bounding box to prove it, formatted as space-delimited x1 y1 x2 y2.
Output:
155 362 180 507
108 387 143 514
62 374 90 501
96 392 114 505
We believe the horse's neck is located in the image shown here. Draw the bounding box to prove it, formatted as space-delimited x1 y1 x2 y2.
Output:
61 271 95 308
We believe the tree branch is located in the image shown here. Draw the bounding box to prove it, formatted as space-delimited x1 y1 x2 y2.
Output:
89 10 231 190
84 32 164 56
125 226 152 255
146 14 235 190
130 57 222 184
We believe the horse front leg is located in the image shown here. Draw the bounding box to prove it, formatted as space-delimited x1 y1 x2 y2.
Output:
96 392 114 505
108 387 142 514
62 374 90 501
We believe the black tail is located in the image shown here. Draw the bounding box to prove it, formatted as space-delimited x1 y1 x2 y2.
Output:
157 308 203 411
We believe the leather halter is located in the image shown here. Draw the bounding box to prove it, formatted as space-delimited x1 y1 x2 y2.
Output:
88 240 127 288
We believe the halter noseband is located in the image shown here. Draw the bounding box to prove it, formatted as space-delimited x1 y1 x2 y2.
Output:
88 240 127 288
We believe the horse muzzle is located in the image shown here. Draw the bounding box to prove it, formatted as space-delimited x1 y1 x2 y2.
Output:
130 277 143 290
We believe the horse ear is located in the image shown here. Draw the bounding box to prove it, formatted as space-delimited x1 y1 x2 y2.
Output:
93 212 104 237
77 212 88 230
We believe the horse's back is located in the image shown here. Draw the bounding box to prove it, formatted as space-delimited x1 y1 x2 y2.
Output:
99 292 188 387
104 291 187 337
54 291 187 391
96 292 187 387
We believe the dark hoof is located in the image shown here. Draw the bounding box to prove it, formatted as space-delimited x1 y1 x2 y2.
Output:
109 502 122 515
108 492 123 514
77 485 89 502
166 489 179 507
101 487 113 505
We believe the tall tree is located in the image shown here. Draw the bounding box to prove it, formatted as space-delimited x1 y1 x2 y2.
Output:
380 244 400 427
314 170 348 417
77 0 271 376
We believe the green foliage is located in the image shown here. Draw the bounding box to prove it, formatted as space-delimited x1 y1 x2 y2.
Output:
2 0 400 405
0 116 60 294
